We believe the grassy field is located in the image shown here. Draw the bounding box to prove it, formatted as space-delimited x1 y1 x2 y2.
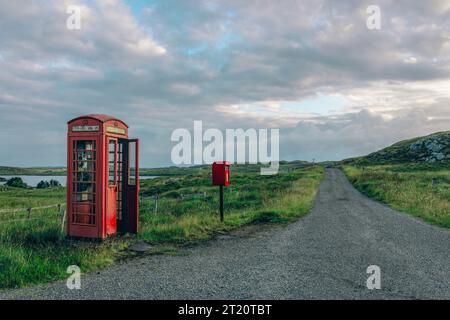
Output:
342 163 450 228
0 187 65 208
0 164 323 289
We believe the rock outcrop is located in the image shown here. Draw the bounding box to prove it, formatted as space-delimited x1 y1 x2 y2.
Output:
409 133 450 162
344 131 450 164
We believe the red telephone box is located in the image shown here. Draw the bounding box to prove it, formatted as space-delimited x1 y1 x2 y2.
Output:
67 114 139 239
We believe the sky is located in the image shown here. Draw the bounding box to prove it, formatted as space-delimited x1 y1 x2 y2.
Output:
0 0 449 167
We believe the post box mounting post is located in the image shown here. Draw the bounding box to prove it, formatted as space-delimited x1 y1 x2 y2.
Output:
212 161 230 222
219 185 224 222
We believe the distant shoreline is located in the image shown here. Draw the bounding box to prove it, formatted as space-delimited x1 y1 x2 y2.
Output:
0 173 163 177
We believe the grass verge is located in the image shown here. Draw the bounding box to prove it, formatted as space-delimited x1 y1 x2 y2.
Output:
342 163 450 228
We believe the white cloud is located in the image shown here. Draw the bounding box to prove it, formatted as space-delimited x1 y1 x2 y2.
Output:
0 0 449 166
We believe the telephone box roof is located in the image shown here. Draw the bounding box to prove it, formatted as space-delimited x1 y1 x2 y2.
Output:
213 161 230 165
68 114 129 128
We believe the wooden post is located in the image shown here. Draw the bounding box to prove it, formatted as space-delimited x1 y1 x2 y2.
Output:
27 208 32 219
432 179 438 188
154 194 159 214
61 209 66 233
219 185 224 222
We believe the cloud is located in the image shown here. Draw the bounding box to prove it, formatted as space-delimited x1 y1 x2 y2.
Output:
0 0 449 166
281 106 450 162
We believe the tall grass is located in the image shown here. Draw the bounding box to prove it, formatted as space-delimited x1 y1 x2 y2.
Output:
0 165 323 289
0 206 124 288
138 167 323 243
342 164 450 228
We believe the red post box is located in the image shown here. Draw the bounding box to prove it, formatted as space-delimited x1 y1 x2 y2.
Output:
67 114 139 239
212 161 230 222
212 161 230 186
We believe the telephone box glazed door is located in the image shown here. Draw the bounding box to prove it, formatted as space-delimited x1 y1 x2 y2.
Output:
105 137 139 236
127 139 139 234
106 138 118 236
69 137 100 238
117 139 139 234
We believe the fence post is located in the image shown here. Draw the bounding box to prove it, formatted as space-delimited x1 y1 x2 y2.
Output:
61 209 67 233
432 179 438 188
154 194 159 214
27 208 32 219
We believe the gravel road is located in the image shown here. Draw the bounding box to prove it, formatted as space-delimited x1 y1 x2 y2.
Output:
1 168 449 299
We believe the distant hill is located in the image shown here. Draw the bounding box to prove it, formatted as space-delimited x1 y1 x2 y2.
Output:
0 166 66 176
0 161 313 176
343 131 450 165
0 165 191 176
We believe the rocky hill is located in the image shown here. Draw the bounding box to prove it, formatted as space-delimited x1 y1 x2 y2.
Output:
344 131 450 165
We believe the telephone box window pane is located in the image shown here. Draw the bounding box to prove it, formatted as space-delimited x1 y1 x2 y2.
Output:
77 151 95 161
109 164 115 184
109 140 116 186
73 151 95 161
76 172 94 182
75 193 95 202
76 161 95 172
72 204 96 224
129 141 136 185
75 182 95 193
76 141 95 151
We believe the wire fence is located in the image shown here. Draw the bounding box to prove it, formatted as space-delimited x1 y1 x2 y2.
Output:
140 192 210 214
0 203 66 230
0 192 210 226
